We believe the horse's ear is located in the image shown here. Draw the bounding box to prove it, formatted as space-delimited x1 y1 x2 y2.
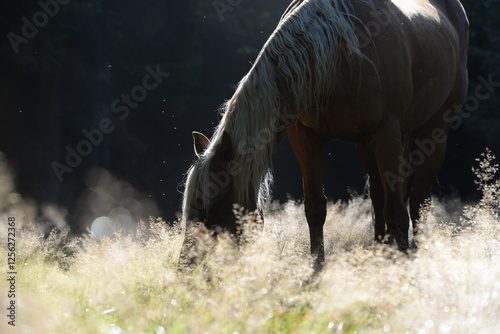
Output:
193 131 210 158
213 131 233 167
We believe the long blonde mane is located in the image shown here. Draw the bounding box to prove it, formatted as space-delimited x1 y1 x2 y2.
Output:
183 0 367 220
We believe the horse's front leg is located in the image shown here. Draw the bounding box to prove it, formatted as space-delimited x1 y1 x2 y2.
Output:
287 124 327 264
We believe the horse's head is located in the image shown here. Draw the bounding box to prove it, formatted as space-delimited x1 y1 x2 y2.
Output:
183 131 252 232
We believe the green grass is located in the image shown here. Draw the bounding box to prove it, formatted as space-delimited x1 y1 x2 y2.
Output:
1 150 499 333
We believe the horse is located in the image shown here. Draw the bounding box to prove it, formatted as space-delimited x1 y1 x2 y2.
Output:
182 0 468 261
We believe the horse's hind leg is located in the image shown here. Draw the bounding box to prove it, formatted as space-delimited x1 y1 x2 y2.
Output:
372 130 411 251
408 71 467 245
408 127 448 244
287 123 327 262
356 144 386 242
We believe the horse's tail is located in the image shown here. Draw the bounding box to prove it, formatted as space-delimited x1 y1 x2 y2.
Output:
402 134 415 205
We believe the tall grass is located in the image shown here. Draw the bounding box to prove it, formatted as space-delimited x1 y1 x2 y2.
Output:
1 150 499 334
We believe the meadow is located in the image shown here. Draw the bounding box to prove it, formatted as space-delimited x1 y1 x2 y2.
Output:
0 150 499 334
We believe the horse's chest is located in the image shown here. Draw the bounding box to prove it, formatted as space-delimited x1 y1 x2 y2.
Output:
298 105 381 143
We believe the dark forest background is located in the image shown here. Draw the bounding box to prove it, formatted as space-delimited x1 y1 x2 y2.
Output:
0 0 499 229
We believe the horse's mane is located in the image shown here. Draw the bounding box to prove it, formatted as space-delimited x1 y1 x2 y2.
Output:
183 0 367 219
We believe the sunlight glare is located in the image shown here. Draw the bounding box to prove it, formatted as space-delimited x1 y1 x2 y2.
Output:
91 216 116 240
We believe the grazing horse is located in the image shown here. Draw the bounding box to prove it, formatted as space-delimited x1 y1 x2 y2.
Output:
182 0 468 260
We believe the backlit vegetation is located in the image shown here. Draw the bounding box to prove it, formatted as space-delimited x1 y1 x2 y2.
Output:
1 151 499 333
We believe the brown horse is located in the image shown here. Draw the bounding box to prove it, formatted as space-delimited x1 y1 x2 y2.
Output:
182 0 468 261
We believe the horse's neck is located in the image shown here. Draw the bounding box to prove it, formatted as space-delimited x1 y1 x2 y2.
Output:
222 101 278 208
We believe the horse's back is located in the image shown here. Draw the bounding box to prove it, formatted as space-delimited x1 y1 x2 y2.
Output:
277 0 468 140
352 0 468 133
